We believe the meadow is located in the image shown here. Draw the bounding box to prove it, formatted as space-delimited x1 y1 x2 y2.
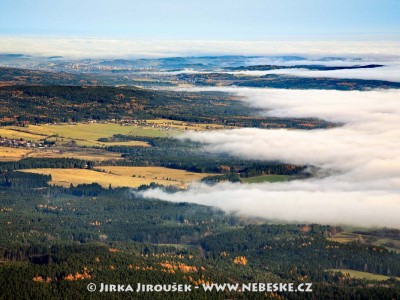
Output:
95 166 213 183
25 147 123 162
0 146 32 161
20 166 214 188
329 269 400 281
9 123 169 147
0 128 46 142
327 232 361 243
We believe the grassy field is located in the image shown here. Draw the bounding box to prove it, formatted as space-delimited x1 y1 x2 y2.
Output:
20 166 214 188
327 232 360 243
242 175 289 184
0 145 123 162
25 147 123 162
329 269 399 281
0 146 32 161
0 128 46 142
2 120 233 147
372 238 400 253
16 123 166 147
95 166 213 183
327 232 400 253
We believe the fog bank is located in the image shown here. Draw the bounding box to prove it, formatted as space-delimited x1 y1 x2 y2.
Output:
140 88 400 228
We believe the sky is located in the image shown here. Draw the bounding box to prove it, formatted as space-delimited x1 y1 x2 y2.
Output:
1 0 399 40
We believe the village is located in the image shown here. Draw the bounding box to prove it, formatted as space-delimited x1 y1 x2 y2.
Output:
0 136 52 149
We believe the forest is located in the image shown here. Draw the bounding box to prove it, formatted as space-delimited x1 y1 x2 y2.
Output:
1 181 400 299
0 83 331 129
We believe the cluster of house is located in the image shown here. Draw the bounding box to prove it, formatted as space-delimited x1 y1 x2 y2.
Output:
60 118 142 125
0 137 49 149
68 118 171 129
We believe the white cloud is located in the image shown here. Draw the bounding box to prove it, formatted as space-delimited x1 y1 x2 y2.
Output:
1 36 400 59
224 64 400 82
156 63 400 82
142 182 400 228
140 88 400 228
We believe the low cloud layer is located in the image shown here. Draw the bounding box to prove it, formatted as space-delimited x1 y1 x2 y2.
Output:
156 63 400 82
1 36 400 58
225 64 400 82
153 63 400 82
140 88 400 228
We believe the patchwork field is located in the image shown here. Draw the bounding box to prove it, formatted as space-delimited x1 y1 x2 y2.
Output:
0 121 234 161
327 232 360 243
327 231 400 254
20 166 214 188
0 120 229 149
8 123 166 147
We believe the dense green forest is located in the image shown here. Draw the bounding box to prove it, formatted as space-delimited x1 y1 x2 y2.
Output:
1 182 400 299
0 158 89 171
0 84 331 128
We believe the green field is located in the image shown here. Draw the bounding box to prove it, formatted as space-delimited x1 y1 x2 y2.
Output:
328 231 400 253
20 166 213 189
373 238 400 253
22 123 174 146
329 269 399 281
0 128 46 142
242 174 289 184
327 232 360 243
1 121 226 148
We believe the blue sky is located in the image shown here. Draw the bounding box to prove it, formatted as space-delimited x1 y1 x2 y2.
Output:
0 0 399 40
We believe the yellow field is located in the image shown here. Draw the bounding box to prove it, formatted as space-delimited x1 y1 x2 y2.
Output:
0 128 45 142
0 146 32 161
95 166 213 183
20 167 213 188
327 232 360 243
14 123 160 147
329 269 399 281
